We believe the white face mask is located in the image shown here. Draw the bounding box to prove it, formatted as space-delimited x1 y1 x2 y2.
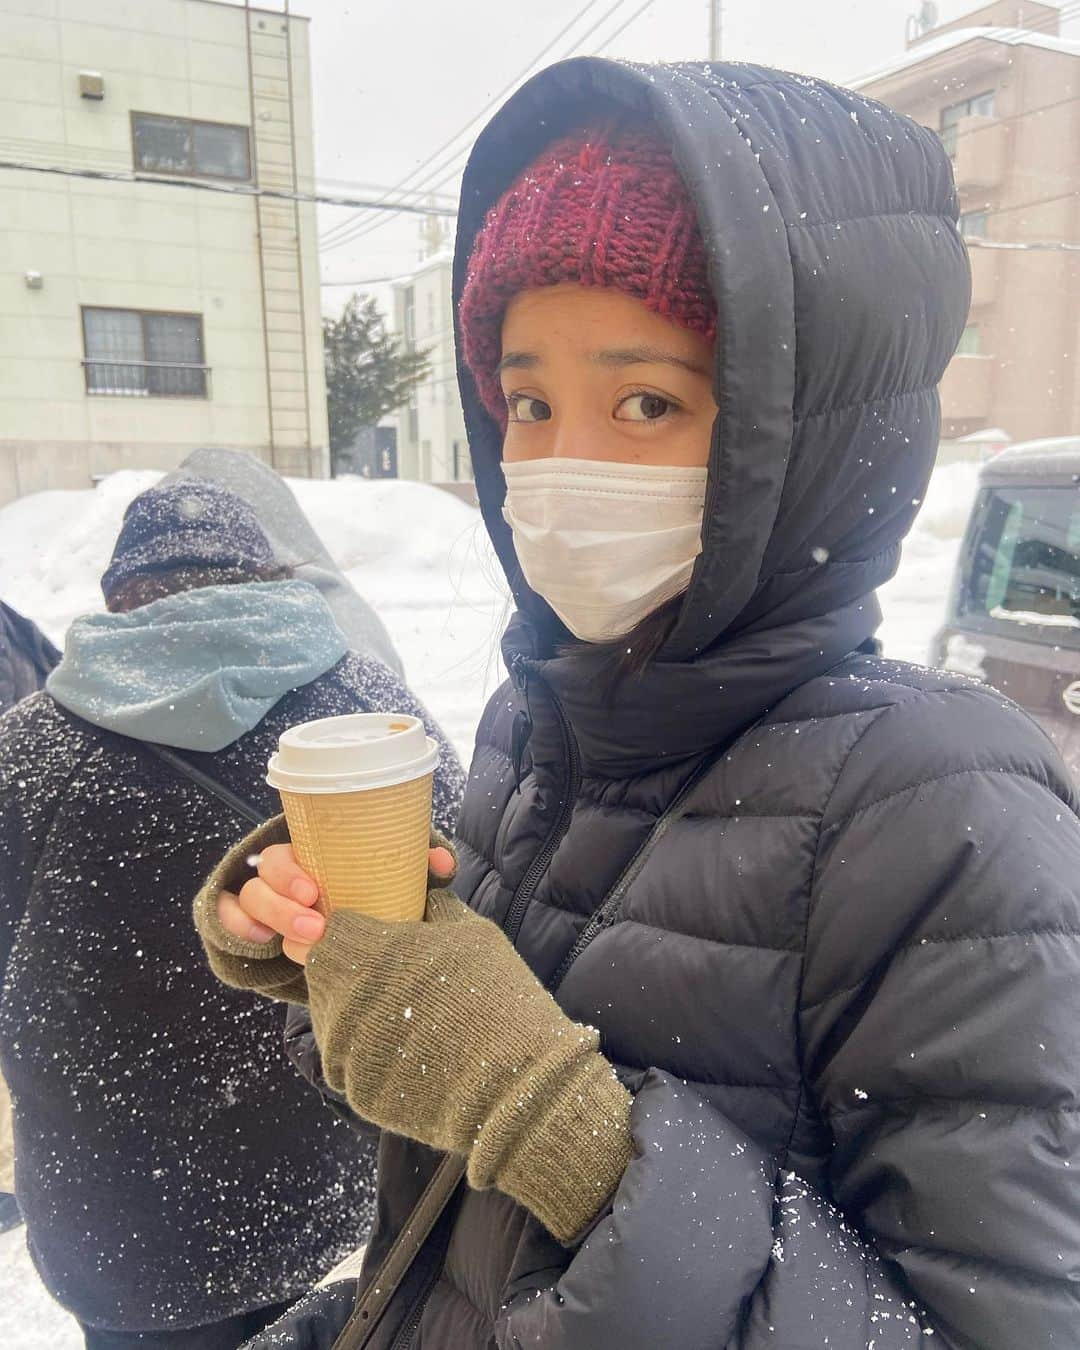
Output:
501 457 708 643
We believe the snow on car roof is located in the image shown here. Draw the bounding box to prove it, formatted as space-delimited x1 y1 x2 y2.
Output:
983 435 1080 476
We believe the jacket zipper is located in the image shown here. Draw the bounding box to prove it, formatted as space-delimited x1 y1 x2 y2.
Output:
384 661 578 1346
547 734 742 992
389 1291 426 1350
503 658 581 946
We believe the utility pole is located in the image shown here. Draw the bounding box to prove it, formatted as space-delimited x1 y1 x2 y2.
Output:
708 0 722 60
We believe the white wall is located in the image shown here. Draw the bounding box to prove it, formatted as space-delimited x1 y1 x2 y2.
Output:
0 0 327 504
393 254 469 483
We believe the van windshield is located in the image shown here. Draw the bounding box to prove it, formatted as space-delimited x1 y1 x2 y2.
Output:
960 486 1080 648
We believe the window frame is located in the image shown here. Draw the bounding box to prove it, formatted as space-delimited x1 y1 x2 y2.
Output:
957 484 1080 649
939 89 996 157
81 305 210 400
956 323 982 356
959 209 990 240
130 111 252 183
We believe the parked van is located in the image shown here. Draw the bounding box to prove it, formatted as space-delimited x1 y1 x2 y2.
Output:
934 436 1080 779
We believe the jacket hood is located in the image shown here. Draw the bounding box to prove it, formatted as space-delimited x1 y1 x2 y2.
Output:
46 580 348 752
453 59 970 664
159 448 404 677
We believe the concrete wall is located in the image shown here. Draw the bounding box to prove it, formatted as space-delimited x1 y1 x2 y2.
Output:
0 0 328 505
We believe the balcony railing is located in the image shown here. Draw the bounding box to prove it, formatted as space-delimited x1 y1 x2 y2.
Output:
82 359 210 398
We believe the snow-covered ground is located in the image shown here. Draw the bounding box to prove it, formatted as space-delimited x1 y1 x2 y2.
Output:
0 460 980 1346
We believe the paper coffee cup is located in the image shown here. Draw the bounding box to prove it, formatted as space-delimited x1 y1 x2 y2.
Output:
266 712 439 922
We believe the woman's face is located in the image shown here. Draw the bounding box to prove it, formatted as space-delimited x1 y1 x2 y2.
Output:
498 285 717 468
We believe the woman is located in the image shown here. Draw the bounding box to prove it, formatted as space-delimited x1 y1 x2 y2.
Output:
196 60 1080 1348
0 481 463 1348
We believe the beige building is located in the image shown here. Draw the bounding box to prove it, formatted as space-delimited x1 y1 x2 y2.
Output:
857 0 1080 448
0 0 328 508
391 253 472 485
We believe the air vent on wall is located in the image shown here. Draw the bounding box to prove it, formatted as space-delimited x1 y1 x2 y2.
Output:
79 71 105 100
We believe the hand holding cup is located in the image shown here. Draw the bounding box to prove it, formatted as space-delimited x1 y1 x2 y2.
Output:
216 841 458 965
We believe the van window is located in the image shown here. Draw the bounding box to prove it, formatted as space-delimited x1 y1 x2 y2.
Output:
960 486 1080 646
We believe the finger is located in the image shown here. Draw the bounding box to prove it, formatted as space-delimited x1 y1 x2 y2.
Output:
238 875 326 943
217 890 276 944
282 937 314 967
428 846 457 883
256 843 320 906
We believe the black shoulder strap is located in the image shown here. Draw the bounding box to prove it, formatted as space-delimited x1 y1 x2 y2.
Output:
141 741 266 827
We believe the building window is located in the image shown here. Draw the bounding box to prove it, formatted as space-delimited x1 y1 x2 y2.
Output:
452 440 473 482
82 307 209 397
406 404 419 444
132 113 251 181
956 324 981 356
940 90 995 156
959 210 989 239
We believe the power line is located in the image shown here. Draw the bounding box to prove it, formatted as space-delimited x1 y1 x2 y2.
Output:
0 158 456 214
327 0 1075 255
0 132 461 207
318 0 619 250
319 0 630 253
590 0 658 54
320 0 644 256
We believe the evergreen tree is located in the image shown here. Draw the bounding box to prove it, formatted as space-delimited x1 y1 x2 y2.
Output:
323 295 431 453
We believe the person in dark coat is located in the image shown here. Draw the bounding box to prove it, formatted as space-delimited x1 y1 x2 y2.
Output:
0 599 58 1233
198 60 1080 1350
0 481 464 1348
0 599 59 713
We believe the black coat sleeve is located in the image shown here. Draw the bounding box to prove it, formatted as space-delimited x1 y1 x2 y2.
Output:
804 685 1080 1349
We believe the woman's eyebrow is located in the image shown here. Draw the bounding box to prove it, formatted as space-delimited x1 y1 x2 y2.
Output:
593 345 710 377
495 351 540 374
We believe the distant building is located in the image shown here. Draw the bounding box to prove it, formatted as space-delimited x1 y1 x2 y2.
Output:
856 0 1080 447
391 254 472 485
0 0 329 508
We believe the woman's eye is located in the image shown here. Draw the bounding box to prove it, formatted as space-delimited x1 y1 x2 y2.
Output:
616 393 676 422
506 394 551 423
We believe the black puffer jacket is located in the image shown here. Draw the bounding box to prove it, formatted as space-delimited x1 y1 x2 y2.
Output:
262 59 1080 1350
0 656 463 1333
0 600 59 713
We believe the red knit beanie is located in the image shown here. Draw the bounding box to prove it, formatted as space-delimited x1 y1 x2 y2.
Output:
459 122 717 425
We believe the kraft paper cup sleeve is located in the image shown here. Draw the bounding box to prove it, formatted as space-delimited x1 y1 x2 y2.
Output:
279 772 433 922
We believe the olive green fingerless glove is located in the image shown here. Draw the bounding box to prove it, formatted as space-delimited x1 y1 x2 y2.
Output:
194 818 635 1241
192 814 310 1005
306 889 633 1243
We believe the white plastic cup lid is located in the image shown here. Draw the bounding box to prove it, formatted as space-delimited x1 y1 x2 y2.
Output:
266 712 439 794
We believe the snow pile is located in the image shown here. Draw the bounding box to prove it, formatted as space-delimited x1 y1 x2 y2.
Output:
0 460 981 722
0 472 509 764
876 460 981 664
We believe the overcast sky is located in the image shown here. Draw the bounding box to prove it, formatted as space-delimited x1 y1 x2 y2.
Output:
278 0 1077 315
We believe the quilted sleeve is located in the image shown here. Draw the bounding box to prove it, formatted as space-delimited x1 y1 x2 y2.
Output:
804 684 1080 1349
